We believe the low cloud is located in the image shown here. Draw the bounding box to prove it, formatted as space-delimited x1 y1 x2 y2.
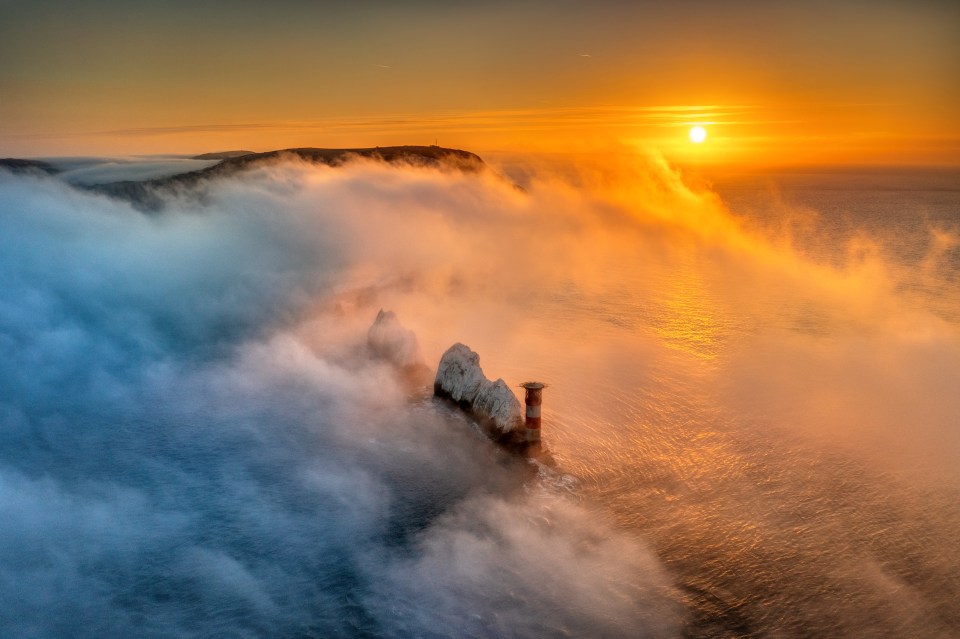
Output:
0 152 957 636
0 163 682 637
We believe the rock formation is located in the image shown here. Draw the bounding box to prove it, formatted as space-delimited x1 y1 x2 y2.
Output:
434 343 523 437
367 309 423 369
366 310 431 392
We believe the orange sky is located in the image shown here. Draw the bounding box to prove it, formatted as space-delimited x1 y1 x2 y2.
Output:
1 0 958 166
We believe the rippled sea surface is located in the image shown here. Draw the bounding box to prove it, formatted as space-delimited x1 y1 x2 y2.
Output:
477 166 960 638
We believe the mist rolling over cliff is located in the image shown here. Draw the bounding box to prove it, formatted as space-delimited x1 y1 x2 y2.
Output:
3 0 959 634
1 151 958 637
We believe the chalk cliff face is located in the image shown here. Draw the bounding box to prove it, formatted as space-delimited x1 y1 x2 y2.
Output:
434 343 522 435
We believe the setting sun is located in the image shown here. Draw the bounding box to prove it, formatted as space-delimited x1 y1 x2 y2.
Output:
1 2 960 637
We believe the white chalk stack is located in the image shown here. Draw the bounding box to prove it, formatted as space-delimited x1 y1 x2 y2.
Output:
367 309 423 369
434 343 523 436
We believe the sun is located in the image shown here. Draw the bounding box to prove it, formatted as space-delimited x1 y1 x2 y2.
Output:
689 125 707 144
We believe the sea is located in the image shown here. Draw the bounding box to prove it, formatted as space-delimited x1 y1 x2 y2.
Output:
493 164 960 637
1 156 958 637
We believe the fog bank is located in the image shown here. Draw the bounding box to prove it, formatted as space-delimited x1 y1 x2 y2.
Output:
1 153 957 636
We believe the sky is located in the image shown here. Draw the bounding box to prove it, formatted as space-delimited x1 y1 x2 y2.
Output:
1 0 958 165
2 3 960 635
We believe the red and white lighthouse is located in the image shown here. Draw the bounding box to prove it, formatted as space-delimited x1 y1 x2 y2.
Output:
520 382 545 443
